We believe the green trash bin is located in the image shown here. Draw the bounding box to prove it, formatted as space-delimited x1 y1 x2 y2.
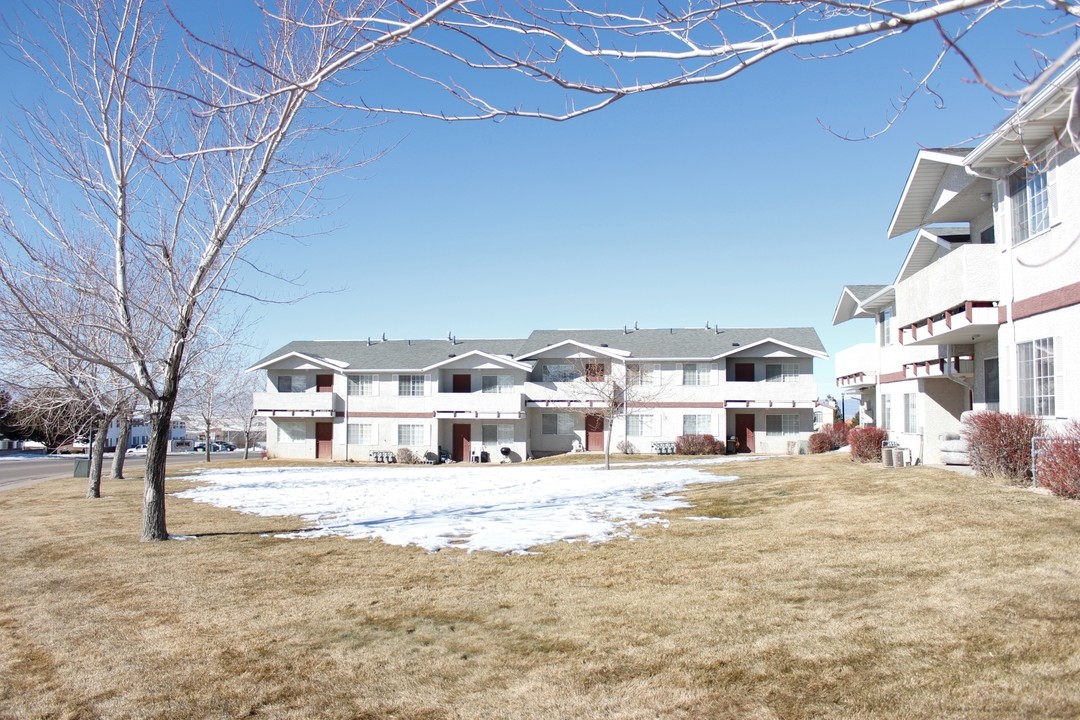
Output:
73 458 90 478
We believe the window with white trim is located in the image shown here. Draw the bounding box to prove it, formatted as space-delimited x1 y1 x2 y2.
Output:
541 413 575 435
765 363 800 382
903 393 917 434
682 363 710 386
276 422 306 443
880 308 893 347
626 415 655 437
397 374 426 396
482 424 515 445
542 364 578 382
881 395 891 431
482 375 514 393
1017 338 1056 416
348 374 376 396
682 414 711 435
1010 159 1050 244
766 414 799 436
627 363 659 385
277 374 306 393
347 423 374 445
397 424 425 445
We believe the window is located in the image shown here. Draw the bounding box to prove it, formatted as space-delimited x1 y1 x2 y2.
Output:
627 364 658 385
983 358 1000 406
277 374 306 393
585 363 606 382
481 375 514 393
397 424 425 445
542 364 578 382
903 393 917 434
765 363 800 382
397 374 426 396
482 424 515 445
682 414 711 435
276 422 306 443
1010 159 1050 244
880 308 893 347
766 414 799 436
979 225 995 244
1018 338 1056 416
626 415 654 436
541 413 575 435
682 363 710 386
348 374 376 396
881 395 891 431
347 423 374 445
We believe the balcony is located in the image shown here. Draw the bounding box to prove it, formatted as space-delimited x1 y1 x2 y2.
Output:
722 378 818 407
432 391 525 420
894 243 1001 345
253 391 336 417
835 343 879 389
902 353 975 380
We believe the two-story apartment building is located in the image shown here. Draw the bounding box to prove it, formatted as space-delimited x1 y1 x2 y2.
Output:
249 327 827 462
834 60 1080 463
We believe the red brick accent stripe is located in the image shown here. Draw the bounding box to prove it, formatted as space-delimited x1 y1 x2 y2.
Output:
880 371 908 384
1012 280 1080 321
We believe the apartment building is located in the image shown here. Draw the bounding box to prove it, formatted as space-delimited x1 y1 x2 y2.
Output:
834 61 1080 463
249 327 826 462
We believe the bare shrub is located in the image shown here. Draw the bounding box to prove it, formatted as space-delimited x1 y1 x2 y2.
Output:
848 426 888 463
616 440 636 455
396 447 420 465
962 412 1043 484
825 423 850 448
808 432 832 454
1035 421 1080 498
675 434 722 455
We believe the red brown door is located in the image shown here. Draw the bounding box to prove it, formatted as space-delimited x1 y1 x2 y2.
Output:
453 374 471 393
734 363 755 382
585 414 604 451
316 374 333 392
734 414 755 453
452 424 471 462
315 422 333 459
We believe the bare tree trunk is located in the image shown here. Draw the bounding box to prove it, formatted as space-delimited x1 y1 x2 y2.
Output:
111 411 131 479
86 412 113 498
141 400 176 541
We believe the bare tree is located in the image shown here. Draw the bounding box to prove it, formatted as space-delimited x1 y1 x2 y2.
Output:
559 358 670 470
2 0 1076 541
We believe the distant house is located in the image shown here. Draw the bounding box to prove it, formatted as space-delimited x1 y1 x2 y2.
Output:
249 327 827 461
106 415 190 452
833 60 1080 463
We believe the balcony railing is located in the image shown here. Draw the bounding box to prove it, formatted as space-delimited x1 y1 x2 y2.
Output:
432 391 524 417
894 243 999 326
253 391 336 417
835 343 878 388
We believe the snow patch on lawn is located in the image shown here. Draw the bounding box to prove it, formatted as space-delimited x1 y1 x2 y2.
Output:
172 460 746 553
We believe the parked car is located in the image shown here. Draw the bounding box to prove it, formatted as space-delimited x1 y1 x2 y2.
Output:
193 442 233 452
126 444 149 455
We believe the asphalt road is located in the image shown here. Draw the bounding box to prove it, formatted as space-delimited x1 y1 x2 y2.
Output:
0 451 250 492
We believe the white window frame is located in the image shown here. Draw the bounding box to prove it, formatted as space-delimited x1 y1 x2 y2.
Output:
396 374 427 396
765 363 800 383
682 414 711 435
277 374 306 393
541 413 575 435
1010 157 1051 245
1017 338 1057 416
397 424 425 446
481 424 515 445
348 374 376 396
627 363 659 386
542 363 578 382
481 374 514 394
766 414 799 436
881 395 892 431
681 363 710 386
626 414 655 437
347 423 374 445
880 308 893 347
276 421 306 443
903 393 917 434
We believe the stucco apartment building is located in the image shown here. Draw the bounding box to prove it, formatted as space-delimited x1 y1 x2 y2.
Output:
250 327 827 462
834 60 1080 464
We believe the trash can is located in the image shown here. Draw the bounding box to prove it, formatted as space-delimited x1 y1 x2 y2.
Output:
73 458 90 478
726 437 737 454
480 451 490 463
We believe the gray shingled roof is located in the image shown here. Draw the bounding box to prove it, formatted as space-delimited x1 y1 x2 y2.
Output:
844 285 888 303
251 327 827 371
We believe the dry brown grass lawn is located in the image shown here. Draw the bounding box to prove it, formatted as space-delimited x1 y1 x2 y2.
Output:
1 454 1079 719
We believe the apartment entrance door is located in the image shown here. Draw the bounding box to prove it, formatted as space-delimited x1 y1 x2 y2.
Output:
734 414 755 453
585 414 604 451
452 424 471 462
315 422 333 459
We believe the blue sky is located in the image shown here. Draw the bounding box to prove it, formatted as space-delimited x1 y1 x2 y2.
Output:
2 3 1074 400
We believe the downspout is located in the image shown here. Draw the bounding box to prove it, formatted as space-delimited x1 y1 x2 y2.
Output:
343 372 349 463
